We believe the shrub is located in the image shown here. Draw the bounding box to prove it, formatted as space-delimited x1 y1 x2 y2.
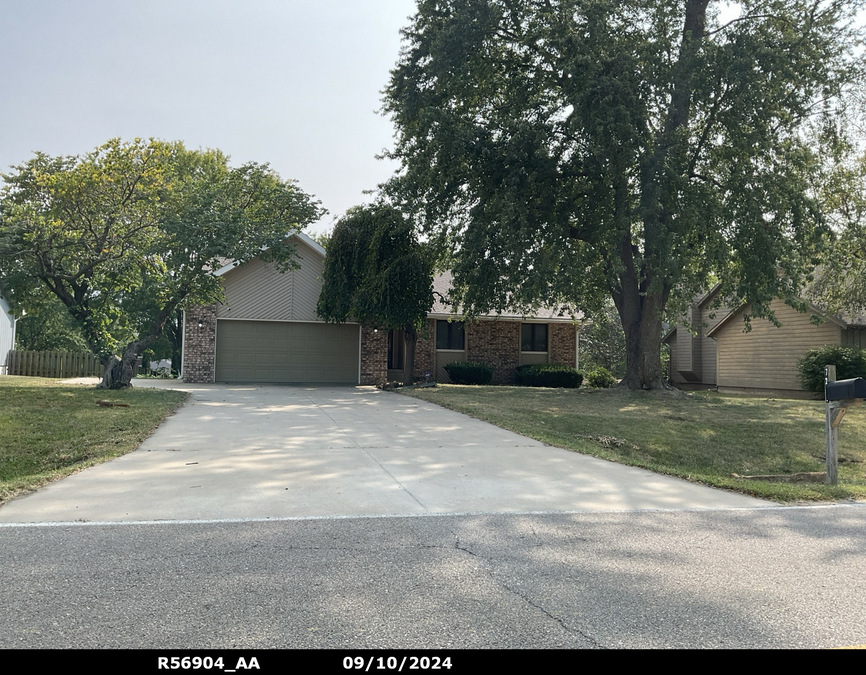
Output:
586 367 616 388
443 361 493 385
797 345 866 393
515 364 584 388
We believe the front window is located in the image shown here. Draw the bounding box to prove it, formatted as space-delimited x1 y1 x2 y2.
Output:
521 324 548 352
436 320 465 350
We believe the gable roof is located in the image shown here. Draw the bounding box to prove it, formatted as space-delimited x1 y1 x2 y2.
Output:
429 271 584 323
213 230 324 277
705 298 851 338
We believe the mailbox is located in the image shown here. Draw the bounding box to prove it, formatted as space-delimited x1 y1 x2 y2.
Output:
825 377 866 401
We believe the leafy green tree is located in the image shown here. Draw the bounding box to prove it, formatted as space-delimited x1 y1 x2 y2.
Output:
808 151 866 316
318 204 433 385
383 0 863 389
13 293 89 352
0 138 324 388
309 229 332 250
579 300 627 378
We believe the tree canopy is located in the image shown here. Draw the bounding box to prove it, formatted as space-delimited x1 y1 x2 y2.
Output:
318 204 433 384
383 0 864 388
0 138 324 387
808 150 866 319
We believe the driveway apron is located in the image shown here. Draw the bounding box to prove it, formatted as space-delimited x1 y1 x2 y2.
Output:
0 383 771 522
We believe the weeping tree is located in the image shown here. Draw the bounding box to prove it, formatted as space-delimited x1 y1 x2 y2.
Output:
383 0 864 389
0 138 324 388
318 204 433 385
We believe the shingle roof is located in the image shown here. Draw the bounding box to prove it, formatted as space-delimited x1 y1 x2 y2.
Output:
429 271 584 323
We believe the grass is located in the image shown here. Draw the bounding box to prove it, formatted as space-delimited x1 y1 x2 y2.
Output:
400 384 866 502
0 376 188 506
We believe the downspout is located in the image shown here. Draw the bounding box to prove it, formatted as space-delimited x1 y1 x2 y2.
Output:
179 309 186 380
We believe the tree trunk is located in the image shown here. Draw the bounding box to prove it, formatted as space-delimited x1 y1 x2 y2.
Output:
98 344 139 389
617 289 669 390
402 326 417 386
96 298 185 389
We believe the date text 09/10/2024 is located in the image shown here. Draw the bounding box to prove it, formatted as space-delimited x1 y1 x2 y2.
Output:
156 656 454 672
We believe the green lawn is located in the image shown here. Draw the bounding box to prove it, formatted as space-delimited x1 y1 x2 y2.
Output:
0 377 188 505
400 385 866 502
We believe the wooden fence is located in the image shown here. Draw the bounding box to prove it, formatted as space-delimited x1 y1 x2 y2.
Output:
6 350 103 378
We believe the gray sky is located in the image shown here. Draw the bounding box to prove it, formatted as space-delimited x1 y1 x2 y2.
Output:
0 0 418 234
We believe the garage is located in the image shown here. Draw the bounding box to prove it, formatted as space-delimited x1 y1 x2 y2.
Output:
215 319 359 383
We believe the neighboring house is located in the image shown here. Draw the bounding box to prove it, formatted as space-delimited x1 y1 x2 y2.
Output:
665 289 866 396
0 295 17 376
181 232 584 385
663 286 729 389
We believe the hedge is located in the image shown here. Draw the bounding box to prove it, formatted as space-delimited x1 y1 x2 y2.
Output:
515 364 583 388
443 361 494 385
798 345 866 393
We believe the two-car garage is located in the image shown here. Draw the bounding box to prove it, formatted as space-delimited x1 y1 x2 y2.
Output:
182 233 362 385
214 319 359 384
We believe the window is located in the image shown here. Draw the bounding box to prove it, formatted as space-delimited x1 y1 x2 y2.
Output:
436 320 465 350
521 323 548 352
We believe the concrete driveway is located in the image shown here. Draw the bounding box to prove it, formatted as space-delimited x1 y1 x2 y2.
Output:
0 383 771 523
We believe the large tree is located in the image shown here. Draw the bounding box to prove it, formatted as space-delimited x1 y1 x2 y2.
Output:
808 149 866 317
383 0 863 388
318 204 433 385
0 138 324 388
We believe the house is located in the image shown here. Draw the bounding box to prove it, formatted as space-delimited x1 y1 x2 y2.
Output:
663 286 729 389
0 295 17 376
665 289 866 396
181 232 584 385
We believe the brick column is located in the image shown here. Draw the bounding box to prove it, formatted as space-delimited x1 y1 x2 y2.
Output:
412 319 436 380
183 305 217 383
360 325 388 385
549 323 578 369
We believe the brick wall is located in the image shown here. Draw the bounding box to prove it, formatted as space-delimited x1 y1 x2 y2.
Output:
183 305 217 383
466 320 520 384
412 319 436 381
360 325 388 385
549 323 578 369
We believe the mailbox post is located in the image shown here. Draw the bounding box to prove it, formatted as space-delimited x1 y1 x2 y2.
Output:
824 367 866 486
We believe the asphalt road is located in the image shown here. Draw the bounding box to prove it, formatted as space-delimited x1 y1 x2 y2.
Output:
2 505 865 651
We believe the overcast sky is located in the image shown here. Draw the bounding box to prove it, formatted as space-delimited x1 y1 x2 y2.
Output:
0 0 418 234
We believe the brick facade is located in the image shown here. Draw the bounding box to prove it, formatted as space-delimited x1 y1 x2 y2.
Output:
549 322 578 369
183 305 217 383
412 320 436 381
184 308 579 386
466 321 520 384
411 319 579 385
360 325 388 385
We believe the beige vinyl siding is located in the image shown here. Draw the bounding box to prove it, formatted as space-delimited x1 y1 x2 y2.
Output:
699 302 728 385
216 239 324 322
675 310 698 379
668 337 686 384
714 299 842 391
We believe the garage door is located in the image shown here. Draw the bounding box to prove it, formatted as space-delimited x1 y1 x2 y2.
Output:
215 320 359 383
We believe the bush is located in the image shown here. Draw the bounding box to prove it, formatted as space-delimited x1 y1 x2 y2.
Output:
797 345 866 393
515 364 584 388
443 361 493 385
586 367 616 388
